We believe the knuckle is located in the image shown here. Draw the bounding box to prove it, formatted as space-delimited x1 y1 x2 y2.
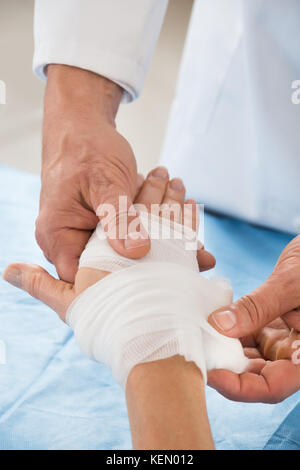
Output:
146 177 166 191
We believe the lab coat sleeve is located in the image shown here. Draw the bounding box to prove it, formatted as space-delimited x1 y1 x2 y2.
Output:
33 0 168 102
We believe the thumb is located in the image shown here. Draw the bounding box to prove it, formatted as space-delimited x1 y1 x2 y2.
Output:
2 263 75 320
51 229 93 283
208 278 286 338
95 185 151 259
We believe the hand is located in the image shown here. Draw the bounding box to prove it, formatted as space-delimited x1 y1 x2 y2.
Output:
207 235 300 403
208 317 300 403
36 65 150 283
3 169 215 320
208 235 300 336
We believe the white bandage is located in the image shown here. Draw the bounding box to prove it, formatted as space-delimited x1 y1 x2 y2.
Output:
78 211 199 273
66 211 249 388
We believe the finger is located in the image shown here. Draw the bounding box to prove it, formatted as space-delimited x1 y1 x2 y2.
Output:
260 360 300 402
163 178 186 205
244 347 263 359
207 369 272 403
271 334 300 361
55 252 80 284
246 358 266 373
264 316 290 331
51 229 92 283
160 178 185 224
197 246 216 272
183 199 199 232
255 326 289 360
2 263 74 320
208 360 300 403
96 184 151 260
183 202 216 272
283 309 300 331
207 277 290 338
135 166 169 209
35 209 98 283
257 328 300 361
136 173 145 194
240 334 257 348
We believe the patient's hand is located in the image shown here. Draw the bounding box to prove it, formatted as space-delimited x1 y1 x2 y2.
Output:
208 318 300 403
3 167 213 322
208 236 300 403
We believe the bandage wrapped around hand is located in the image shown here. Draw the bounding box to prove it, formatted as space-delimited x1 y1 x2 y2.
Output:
66 211 249 388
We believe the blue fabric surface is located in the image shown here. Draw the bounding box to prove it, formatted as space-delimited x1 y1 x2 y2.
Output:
0 164 299 450
264 403 300 450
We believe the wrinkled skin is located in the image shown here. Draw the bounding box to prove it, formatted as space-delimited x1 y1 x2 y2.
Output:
208 235 300 403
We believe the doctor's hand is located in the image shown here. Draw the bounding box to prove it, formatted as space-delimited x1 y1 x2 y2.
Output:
208 234 300 335
4 170 215 319
208 234 300 402
208 317 300 403
36 65 151 283
36 65 215 283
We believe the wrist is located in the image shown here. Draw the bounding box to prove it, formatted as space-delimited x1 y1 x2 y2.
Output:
45 64 122 126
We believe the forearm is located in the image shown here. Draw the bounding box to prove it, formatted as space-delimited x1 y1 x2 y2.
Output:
43 65 122 149
76 267 214 450
126 355 214 450
37 64 139 283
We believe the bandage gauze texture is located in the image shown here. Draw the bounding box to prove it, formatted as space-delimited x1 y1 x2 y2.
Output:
66 211 249 387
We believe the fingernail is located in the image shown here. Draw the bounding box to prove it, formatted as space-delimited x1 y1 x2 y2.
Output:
170 178 184 191
210 310 236 331
150 167 169 179
2 267 22 288
124 233 149 250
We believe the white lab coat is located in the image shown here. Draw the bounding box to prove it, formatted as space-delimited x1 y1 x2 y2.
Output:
34 0 300 234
